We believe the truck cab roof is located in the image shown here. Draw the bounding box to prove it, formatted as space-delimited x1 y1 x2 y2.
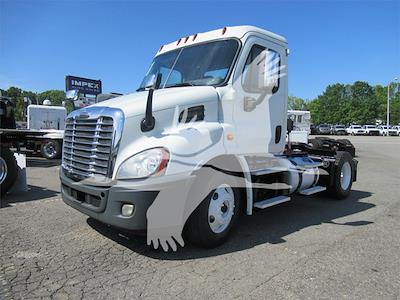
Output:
157 25 287 56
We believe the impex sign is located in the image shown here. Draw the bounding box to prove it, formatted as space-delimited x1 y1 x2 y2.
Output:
65 75 102 95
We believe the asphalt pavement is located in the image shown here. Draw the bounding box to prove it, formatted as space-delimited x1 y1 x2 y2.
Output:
1 136 399 299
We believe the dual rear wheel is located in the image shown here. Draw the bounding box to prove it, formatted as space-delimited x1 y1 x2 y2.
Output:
327 151 354 199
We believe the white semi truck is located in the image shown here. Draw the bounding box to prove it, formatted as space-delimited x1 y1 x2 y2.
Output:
60 26 358 251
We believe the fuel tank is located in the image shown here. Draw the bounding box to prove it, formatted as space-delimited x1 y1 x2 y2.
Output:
279 156 321 194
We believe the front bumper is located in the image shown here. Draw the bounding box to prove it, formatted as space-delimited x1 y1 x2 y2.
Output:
60 170 193 231
319 130 330 134
355 131 365 135
367 131 380 136
335 130 347 135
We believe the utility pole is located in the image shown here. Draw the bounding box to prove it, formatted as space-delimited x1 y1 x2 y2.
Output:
387 78 398 134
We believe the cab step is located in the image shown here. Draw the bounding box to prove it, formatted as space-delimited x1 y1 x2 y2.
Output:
253 195 291 209
299 186 326 195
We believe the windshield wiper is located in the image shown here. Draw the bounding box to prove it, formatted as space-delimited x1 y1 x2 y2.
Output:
165 82 195 88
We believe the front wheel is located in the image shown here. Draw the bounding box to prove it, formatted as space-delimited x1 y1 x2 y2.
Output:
0 148 18 196
40 140 61 159
184 170 241 248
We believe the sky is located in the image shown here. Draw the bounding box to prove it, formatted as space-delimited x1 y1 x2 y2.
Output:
0 0 399 100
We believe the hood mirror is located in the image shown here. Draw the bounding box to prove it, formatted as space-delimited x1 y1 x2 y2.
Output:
66 89 79 101
143 73 162 90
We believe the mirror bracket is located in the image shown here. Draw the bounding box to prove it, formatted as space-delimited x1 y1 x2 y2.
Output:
244 97 257 112
141 73 162 132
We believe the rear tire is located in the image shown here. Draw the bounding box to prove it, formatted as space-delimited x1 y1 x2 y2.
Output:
0 148 18 196
40 140 61 159
327 151 354 200
184 168 242 248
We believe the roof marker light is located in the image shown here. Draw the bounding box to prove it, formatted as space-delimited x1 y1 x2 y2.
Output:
184 36 189 43
176 39 181 45
222 27 227 35
192 34 198 41
158 45 164 52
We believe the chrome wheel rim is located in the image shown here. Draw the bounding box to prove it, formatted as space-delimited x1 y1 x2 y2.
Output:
0 157 7 185
340 161 351 190
44 142 56 157
208 184 235 234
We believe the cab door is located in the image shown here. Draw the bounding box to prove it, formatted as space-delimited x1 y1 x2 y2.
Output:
231 36 288 155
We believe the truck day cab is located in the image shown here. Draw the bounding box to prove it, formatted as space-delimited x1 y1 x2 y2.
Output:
60 26 358 251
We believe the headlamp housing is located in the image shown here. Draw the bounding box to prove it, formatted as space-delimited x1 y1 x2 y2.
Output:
116 148 169 179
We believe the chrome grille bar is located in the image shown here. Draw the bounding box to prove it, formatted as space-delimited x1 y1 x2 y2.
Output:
61 107 124 180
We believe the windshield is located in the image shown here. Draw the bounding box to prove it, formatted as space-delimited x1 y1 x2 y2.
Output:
138 39 239 90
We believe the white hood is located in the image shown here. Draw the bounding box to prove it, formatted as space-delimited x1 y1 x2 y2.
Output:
93 86 219 118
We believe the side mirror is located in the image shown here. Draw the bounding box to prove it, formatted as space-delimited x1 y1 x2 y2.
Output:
66 89 79 101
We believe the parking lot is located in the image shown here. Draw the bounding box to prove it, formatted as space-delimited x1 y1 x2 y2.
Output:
1 135 400 299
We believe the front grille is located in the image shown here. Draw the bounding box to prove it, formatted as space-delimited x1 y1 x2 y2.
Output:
63 115 115 179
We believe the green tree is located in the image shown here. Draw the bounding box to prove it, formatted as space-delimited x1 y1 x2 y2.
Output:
306 81 385 125
37 90 65 106
288 96 307 110
3 87 66 121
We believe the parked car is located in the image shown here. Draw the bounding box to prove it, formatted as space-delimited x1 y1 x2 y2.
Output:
347 125 366 135
317 124 331 135
331 124 347 135
363 125 380 136
378 125 398 136
391 125 400 136
310 124 318 135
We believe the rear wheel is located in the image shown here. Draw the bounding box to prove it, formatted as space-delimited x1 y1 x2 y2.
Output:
327 151 354 199
184 169 242 248
40 140 61 159
0 148 18 196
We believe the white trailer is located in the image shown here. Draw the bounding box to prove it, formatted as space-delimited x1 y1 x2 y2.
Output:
60 26 358 251
287 110 311 143
27 105 66 130
26 105 66 159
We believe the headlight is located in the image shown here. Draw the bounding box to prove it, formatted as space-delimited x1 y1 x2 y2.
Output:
117 148 169 179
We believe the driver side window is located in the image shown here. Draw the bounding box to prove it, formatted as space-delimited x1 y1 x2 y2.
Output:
242 44 280 94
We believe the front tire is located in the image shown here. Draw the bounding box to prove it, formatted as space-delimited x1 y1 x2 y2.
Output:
0 148 18 196
184 169 242 248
